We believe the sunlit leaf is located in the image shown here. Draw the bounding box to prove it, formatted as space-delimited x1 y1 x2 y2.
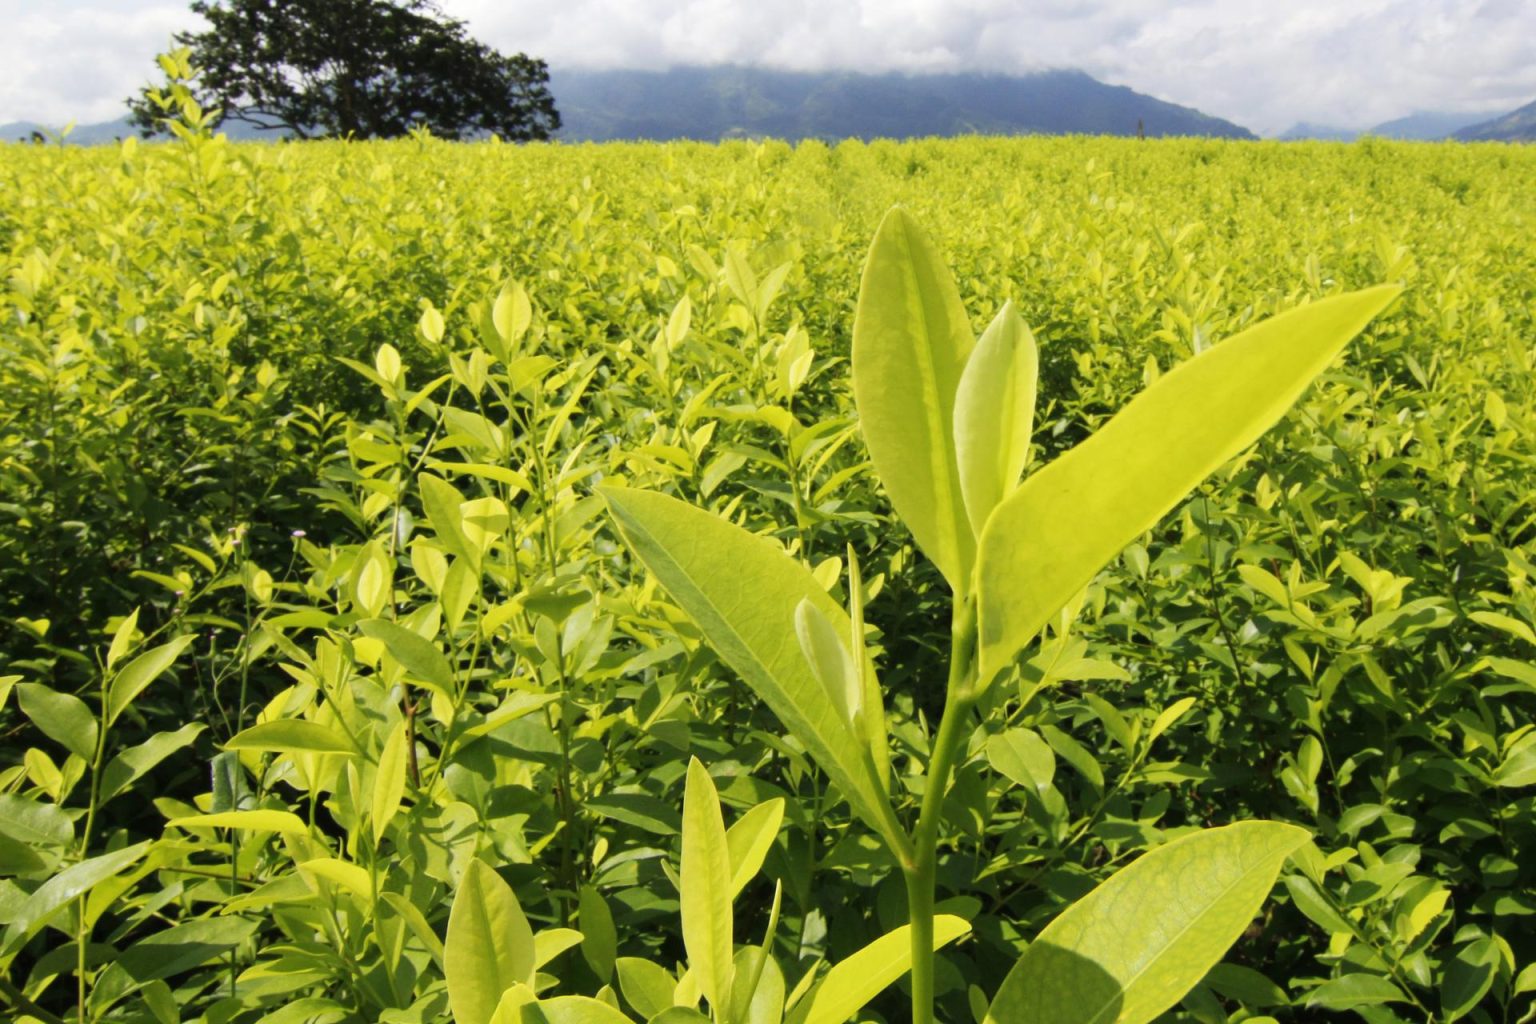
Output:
984 822 1308 1024
852 207 975 590
976 286 1401 682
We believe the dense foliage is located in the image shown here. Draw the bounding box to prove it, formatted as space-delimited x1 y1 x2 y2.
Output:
0 122 1534 1024
127 2 559 140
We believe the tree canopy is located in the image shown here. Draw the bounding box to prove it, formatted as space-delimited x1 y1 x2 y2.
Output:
128 0 560 140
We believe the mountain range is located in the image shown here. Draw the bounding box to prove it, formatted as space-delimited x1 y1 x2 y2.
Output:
1454 98 1536 141
1278 105 1534 142
548 66 1254 141
5 66 1532 145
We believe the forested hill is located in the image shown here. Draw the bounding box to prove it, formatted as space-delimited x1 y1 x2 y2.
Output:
551 66 1256 141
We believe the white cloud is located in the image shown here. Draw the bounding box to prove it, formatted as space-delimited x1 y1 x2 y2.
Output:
445 0 1536 133
0 2 192 125
1 0 1532 135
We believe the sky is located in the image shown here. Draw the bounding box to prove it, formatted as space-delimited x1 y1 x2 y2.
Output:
1 0 1532 137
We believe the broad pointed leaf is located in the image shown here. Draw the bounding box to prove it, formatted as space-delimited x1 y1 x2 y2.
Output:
955 300 1038 535
167 810 308 833
358 617 457 697
106 634 196 726
600 486 894 846
17 683 97 760
976 286 1400 682
681 758 734 1015
725 799 785 898
226 720 357 756
852 207 975 590
984 821 1308 1024
1 841 151 957
372 719 409 843
447 859 535 1024
790 916 970 1024
795 599 860 730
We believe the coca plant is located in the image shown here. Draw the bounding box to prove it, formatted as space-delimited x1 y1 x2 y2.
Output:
602 208 1400 1024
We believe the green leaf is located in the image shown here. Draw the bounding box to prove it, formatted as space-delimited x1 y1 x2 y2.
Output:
1283 874 1354 935
616 957 678 1019
1440 937 1500 1022
585 792 681 835
1305 974 1409 1010
105 607 140 671
358 618 457 697
954 299 1037 535
101 723 205 804
1493 731 1536 788
300 857 372 898
226 720 357 756
17 682 98 760
0 793 73 847
167 810 308 833
681 758 734 1015
852 207 975 590
519 997 636 1024
421 472 480 568
373 719 409 843
578 885 618 983
106 634 196 726
600 486 895 848
381 891 447 968
987 727 1055 792
1203 963 1289 1008
0 834 47 875
795 599 861 730
1 841 151 956
984 821 1309 1024
791 916 970 1024
113 916 260 985
725 798 785 898
976 286 1401 682
447 859 535 1024
734 947 786 1024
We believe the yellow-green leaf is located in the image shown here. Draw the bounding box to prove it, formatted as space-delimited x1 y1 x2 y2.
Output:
681 758 734 1015
447 860 535 1024
852 207 975 590
517 997 635 1024
17 683 98 760
358 617 456 697
372 720 409 844
725 798 784 898
794 599 861 731
793 916 970 1024
976 286 1400 682
984 821 1309 1024
106 634 196 727
299 858 371 898
167 810 307 833
955 300 1037 535
226 720 357 756
600 486 896 848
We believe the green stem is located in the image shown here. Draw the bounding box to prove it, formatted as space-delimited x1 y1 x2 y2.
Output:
0 976 69 1024
904 601 978 1024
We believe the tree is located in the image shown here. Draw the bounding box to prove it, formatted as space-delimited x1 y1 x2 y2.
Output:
128 0 560 140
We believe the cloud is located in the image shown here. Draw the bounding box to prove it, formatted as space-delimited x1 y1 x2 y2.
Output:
1 0 1532 135
445 0 1536 134
0 1 192 125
